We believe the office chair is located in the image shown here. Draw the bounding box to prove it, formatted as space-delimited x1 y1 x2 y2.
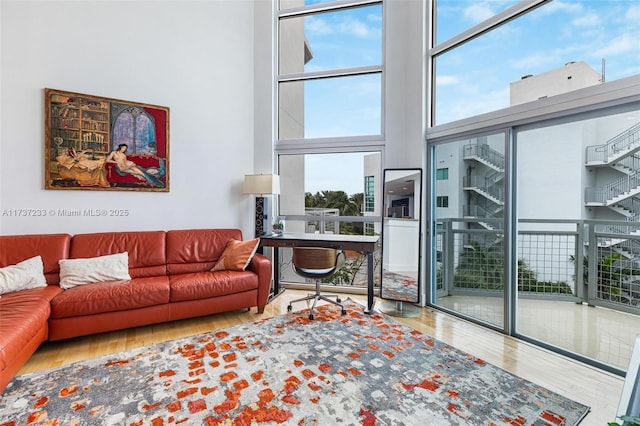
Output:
287 247 347 320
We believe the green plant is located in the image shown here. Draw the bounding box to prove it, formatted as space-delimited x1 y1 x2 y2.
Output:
608 415 640 426
571 252 640 303
452 241 572 294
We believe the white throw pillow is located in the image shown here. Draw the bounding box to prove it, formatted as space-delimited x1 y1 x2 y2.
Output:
0 255 48 295
59 252 131 289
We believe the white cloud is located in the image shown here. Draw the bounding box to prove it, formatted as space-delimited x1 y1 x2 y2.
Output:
436 75 459 86
592 35 639 57
305 16 332 36
572 13 600 27
438 86 510 124
366 12 382 24
305 15 379 39
338 18 370 37
626 5 640 20
509 53 559 71
536 0 583 16
463 3 495 25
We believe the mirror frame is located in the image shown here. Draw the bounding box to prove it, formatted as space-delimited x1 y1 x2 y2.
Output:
379 168 422 303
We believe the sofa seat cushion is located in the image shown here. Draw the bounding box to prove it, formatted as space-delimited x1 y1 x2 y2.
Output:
0 286 62 371
50 277 170 319
169 271 258 302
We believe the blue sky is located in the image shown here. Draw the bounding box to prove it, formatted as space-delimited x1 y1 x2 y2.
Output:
435 0 640 123
297 0 640 195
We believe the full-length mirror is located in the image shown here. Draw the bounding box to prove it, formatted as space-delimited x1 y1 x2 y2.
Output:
380 168 422 311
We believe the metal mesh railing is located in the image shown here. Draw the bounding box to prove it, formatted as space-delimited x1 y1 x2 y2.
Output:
517 232 577 295
435 219 640 313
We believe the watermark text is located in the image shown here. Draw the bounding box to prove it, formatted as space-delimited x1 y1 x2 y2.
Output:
2 208 130 217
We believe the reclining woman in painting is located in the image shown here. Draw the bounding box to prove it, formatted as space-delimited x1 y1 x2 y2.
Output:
106 143 164 187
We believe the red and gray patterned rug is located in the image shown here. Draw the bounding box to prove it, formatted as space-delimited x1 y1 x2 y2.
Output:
0 300 589 425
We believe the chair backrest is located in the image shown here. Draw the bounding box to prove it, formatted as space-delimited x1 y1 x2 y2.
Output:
292 247 344 279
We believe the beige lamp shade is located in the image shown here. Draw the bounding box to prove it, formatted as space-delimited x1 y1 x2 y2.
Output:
243 174 280 195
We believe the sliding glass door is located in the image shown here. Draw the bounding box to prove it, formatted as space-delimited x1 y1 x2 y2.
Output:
431 132 507 329
428 106 640 373
514 108 640 372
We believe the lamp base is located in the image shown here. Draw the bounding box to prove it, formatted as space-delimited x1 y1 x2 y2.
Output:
254 196 270 238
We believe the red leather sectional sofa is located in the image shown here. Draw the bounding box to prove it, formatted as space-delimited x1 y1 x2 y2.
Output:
0 229 271 394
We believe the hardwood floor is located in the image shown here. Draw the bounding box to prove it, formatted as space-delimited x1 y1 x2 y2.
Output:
19 290 623 425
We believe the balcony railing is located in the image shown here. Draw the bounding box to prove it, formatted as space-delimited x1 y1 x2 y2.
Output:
436 218 640 314
280 215 640 317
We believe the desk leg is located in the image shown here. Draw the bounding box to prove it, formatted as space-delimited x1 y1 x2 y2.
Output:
364 250 375 314
268 246 285 301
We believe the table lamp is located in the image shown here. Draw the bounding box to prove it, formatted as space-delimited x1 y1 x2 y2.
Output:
243 174 280 238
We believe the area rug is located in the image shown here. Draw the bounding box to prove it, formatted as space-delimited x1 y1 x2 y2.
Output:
0 300 590 426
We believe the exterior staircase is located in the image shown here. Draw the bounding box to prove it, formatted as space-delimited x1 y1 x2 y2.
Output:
585 122 640 271
463 143 505 172
585 122 640 208
462 142 505 244
585 122 640 166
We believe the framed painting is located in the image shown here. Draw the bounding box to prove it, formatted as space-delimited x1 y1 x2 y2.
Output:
45 88 170 191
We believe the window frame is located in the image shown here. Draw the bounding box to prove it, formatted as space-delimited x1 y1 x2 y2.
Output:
426 0 640 376
276 0 385 148
436 167 448 180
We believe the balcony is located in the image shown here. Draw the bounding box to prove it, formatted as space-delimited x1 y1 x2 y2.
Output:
435 218 640 373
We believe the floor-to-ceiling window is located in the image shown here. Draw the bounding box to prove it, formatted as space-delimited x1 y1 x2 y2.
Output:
276 0 384 291
515 107 640 371
433 131 508 329
428 0 640 374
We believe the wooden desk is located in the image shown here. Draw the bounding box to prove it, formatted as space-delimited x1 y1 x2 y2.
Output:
259 233 380 313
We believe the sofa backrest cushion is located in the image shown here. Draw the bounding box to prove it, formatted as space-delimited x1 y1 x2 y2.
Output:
166 229 242 275
0 234 71 285
70 231 166 278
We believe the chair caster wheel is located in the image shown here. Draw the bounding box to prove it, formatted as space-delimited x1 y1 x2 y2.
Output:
287 305 292 312
341 309 347 315
309 314 314 320
336 298 342 303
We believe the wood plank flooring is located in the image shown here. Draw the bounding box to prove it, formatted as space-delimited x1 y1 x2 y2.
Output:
18 290 623 425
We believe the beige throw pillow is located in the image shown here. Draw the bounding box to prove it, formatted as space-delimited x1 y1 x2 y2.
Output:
0 255 47 295
59 252 131 289
211 239 260 272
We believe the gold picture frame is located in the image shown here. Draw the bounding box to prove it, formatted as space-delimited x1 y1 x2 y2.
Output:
45 88 169 192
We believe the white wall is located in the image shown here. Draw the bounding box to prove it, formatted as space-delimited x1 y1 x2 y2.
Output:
0 0 263 236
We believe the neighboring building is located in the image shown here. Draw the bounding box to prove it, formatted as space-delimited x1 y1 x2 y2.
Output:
510 61 602 106
363 153 382 236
